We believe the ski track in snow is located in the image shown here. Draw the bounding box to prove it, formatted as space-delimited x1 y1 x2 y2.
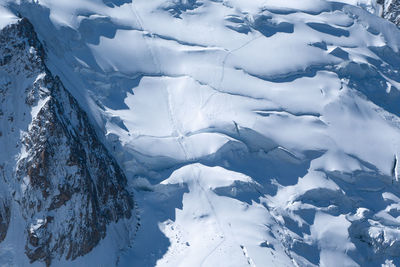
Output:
131 0 190 160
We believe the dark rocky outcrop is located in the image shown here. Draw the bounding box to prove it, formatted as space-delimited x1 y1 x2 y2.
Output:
0 198 10 243
378 0 400 26
0 18 134 265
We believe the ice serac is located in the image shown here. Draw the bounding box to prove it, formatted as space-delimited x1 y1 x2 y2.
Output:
0 18 133 265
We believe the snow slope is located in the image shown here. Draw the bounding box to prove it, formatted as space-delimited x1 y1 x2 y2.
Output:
1 0 400 266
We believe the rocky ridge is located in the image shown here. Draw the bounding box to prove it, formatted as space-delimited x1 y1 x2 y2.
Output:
0 18 134 266
378 0 400 26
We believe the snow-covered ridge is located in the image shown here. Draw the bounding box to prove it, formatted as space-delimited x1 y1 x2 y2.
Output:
1 0 400 266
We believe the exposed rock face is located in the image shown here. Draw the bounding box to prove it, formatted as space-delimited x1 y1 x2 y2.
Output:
0 198 10 243
378 0 400 26
0 18 133 265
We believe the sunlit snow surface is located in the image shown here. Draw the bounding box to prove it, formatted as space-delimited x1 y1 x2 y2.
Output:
0 4 16 29
3 0 400 266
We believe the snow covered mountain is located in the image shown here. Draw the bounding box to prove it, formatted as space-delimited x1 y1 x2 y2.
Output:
1 0 400 266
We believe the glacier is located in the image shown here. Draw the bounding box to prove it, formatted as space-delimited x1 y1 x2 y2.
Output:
1 0 400 266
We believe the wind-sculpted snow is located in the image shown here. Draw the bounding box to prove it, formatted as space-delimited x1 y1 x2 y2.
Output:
1 0 400 266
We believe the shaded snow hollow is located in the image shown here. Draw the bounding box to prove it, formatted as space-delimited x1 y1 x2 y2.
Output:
1 0 400 266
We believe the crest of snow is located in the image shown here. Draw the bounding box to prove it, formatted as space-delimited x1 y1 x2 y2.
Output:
0 5 18 30
310 212 357 266
162 163 255 189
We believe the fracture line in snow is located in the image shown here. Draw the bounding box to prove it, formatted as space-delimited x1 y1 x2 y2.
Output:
194 179 226 267
166 84 190 160
193 166 258 267
130 2 190 160
130 2 161 74
218 35 263 90
200 35 263 111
